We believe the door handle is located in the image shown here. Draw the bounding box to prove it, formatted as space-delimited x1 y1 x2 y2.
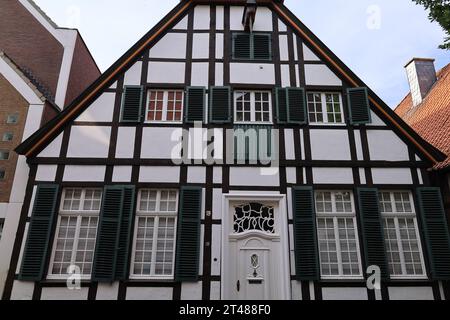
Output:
236 280 240 292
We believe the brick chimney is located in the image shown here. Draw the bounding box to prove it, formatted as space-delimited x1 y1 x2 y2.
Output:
405 58 437 107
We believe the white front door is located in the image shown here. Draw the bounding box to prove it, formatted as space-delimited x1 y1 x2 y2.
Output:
224 199 289 300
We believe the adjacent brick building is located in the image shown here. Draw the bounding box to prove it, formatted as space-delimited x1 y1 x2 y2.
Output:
396 58 450 227
0 0 100 297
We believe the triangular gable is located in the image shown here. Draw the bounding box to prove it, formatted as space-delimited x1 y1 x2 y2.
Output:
16 0 445 164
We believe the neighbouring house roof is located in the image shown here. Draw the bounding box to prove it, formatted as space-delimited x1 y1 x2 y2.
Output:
14 0 446 165
396 63 450 171
0 51 61 112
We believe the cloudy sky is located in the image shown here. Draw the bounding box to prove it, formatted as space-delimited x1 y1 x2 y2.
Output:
34 0 449 108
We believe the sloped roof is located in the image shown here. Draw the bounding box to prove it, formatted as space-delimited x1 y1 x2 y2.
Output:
15 0 445 164
396 63 450 170
0 51 60 111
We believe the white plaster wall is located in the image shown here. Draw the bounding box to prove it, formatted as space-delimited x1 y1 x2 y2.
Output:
35 165 58 182
286 167 296 184
22 105 44 140
303 44 321 61
10 281 34 300
305 64 342 86
96 283 120 300
211 224 221 276
210 281 221 300
112 166 133 183
359 168 366 185
281 64 291 87
216 6 224 30
126 287 173 300
367 130 409 161
193 33 210 59
322 287 368 300
278 19 287 32
63 165 106 182
191 63 209 86
310 130 351 161
41 287 89 300
230 167 280 186
253 7 273 32
354 130 364 161
187 166 206 184
76 92 115 122
123 61 142 86
67 126 111 158
148 62 185 83
388 287 434 300
37 133 62 158
371 168 412 185
116 127 136 158
173 16 188 30
284 129 295 160
141 127 182 159
279 35 289 61
149 33 187 59
213 167 222 184
229 6 245 30
370 110 387 126
313 168 354 184
212 188 223 220
181 282 203 300
291 281 302 300
194 5 210 30
215 63 224 86
216 33 224 59
230 63 275 84
139 166 180 183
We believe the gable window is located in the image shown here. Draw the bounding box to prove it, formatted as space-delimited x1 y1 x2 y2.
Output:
0 151 10 160
146 90 184 123
48 188 102 279
131 190 178 279
232 33 272 60
315 191 363 279
379 191 426 279
6 114 18 124
307 92 344 124
2 133 13 142
234 91 272 124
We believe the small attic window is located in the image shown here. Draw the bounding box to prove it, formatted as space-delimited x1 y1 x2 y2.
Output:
232 33 272 61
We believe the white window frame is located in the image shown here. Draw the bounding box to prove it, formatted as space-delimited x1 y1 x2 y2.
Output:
145 89 184 124
47 188 102 280
2 132 13 142
315 190 363 280
130 189 179 280
0 150 10 160
379 190 427 279
6 114 19 124
234 91 273 124
307 92 345 125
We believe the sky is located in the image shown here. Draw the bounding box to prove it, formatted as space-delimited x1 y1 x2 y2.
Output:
34 0 450 108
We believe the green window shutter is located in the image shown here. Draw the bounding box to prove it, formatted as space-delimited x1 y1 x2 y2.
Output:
275 87 288 124
292 187 319 280
209 86 231 123
417 188 450 280
175 186 202 282
115 186 135 280
252 34 272 60
121 86 143 122
348 87 371 124
357 188 389 280
185 87 205 123
232 33 251 59
92 186 124 282
19 185 59 281
287 87 307 124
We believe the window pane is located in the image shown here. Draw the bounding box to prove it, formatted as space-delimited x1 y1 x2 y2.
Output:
154 217 176 275
51 216 78 275
74 216 98 275
133 217 155 276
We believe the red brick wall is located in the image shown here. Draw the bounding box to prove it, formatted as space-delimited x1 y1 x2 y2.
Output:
0 0 64 99
64 34 100 106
